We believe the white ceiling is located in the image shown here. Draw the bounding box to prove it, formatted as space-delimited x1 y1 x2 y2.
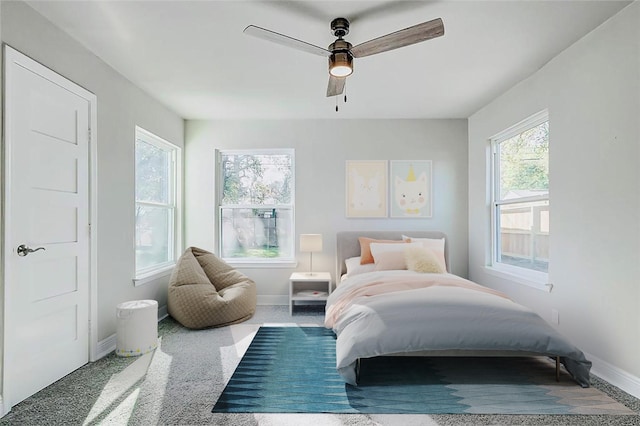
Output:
26 1 631 119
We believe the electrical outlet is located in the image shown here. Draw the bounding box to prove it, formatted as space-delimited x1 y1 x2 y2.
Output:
551 309 559 325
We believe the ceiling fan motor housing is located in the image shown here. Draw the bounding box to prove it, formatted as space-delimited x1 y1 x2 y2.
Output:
330 17 350 38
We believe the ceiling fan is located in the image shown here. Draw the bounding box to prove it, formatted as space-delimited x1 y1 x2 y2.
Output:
244 16 444 98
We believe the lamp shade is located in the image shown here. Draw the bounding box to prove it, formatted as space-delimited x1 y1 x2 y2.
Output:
300 234 323 252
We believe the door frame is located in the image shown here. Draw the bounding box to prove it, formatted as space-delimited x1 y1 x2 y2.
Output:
1 45 98 414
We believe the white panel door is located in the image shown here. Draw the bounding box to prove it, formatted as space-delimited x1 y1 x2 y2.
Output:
3 47 93 407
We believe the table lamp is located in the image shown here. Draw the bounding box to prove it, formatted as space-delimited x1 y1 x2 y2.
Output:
300 234 323 276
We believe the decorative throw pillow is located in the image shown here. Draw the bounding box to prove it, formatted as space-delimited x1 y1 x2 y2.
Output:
358 237 405 264
402 235 447 271
405 246 445 274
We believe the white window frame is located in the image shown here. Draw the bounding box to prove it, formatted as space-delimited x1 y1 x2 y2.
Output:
216 149 296 267
133 126 182 285
487 110 550 291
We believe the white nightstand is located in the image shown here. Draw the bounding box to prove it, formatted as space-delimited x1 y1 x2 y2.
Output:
289 272 332 315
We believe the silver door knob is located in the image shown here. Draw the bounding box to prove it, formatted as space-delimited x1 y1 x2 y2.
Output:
17 244 46 257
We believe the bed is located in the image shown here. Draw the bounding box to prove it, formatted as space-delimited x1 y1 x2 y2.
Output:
325 231 592 387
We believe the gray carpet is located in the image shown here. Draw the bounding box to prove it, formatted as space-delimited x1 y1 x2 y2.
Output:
0 305 638 425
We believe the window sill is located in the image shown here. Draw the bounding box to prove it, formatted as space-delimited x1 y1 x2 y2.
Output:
223 260 298 269
133 265 174 287
484 265 552 293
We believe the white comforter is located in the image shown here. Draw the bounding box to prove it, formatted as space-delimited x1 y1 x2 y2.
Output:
325 270 592 387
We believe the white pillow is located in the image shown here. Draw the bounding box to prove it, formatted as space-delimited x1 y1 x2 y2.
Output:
373 250 407 271
369 242 422 267
344 256 376 278
402 235 447 271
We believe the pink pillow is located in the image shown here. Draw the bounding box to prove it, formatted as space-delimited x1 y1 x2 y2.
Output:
358 237 405 264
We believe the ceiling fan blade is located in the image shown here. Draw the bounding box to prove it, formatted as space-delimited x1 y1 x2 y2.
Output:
326 75 346 97
350 18 444 58
244 25 331 57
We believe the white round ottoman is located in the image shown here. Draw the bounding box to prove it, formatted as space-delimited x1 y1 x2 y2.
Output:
115 299 158 357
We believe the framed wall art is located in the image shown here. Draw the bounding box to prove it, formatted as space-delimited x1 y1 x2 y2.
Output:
389 160 432 218
345 160 388 218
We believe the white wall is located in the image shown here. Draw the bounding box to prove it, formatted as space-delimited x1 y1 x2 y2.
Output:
468 2 639 392
185 119 468 302
0 0 4 407
1 1 185 341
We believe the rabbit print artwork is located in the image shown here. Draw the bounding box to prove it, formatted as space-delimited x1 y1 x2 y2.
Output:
346 161 387 217
351 169 382 211
393 165 429 217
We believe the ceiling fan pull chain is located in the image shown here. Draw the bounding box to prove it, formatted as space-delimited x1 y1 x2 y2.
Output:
335 96 339 112
344 83 347 103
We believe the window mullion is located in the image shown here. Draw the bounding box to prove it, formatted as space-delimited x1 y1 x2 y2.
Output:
491 144 500 267
136 200 174 209
220 204 292 209
495 195 549 206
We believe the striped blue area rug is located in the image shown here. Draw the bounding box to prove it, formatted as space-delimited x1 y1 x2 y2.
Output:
212 326 633 414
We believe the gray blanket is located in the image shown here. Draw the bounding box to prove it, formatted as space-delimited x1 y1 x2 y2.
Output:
325 271 592 387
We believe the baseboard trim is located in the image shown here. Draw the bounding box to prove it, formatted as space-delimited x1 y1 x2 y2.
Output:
586 351 640 399
158 304 168 321
0 396 8 418
257 295 288 305
96 333 117 359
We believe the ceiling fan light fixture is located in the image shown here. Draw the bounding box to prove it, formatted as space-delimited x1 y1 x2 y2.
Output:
329 51 353 77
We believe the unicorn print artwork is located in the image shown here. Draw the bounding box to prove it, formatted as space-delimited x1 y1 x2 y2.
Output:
394 165 428 216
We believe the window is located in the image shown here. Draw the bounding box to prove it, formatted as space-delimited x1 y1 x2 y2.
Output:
218 150 294 264
491 111 549 283
135 127 181 280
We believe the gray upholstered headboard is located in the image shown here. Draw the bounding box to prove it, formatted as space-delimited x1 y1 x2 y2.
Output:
336 230 449 280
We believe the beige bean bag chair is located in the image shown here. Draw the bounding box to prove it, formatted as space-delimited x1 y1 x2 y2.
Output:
168 247 256 329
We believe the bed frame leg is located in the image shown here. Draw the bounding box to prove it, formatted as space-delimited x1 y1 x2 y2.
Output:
556 356 560 382
356 358 361 383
